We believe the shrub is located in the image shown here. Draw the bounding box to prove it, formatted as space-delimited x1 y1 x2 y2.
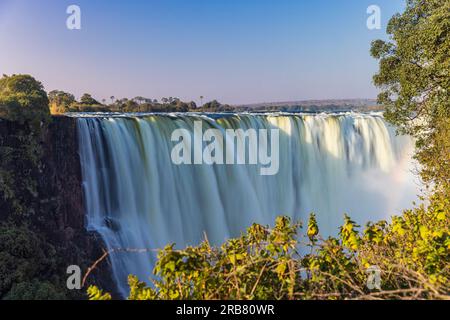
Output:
88 197 449 300
0 74 50 126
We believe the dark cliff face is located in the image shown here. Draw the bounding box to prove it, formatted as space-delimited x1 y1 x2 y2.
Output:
42 117 117 294
0 116 117 298
42 117 85 234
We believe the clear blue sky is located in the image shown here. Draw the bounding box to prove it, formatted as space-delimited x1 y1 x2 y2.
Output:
0 0 404 105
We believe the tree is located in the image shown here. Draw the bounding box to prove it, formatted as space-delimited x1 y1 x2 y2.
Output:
123 100 139 112
133 97 149 112
202 100 221 111
188 101 197 110
80 93 100 106
48 90 76 114
0 74 50 125
110 96 115 104
133 96 145 105
0 75 51 218
371 0 450 192
200 96 204 107
174 100 189 112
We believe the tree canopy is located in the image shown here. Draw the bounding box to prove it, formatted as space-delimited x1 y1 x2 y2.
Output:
0 74 50 125
48 90 76 114
371 0 450 192
80 93 100 106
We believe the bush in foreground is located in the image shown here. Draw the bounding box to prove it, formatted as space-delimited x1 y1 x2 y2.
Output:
88 195 449 300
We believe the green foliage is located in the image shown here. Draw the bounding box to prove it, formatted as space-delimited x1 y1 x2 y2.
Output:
55 93 231 113
0 75 50 217
0 75 78 299
307 213 319 243
0 216 88 300
0 127 44 217
4 280 66 300
0 75 49 218
0 223 68 299
87 286 112 300
80 93 100 106
371 0 450 192
339 214 360 250
415 116 450 196
48 90 76 114
0 74 50 126
144 216 300 300
90 201 449 300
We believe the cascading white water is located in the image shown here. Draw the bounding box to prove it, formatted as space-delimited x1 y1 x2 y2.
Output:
76 113 419 296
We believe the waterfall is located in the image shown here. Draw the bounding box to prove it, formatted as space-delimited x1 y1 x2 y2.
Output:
76 113 419 296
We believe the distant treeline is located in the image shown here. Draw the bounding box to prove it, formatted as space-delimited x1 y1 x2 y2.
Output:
235 104 384 113
49 91 383 115
48 91 233 114
233 99 383 113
